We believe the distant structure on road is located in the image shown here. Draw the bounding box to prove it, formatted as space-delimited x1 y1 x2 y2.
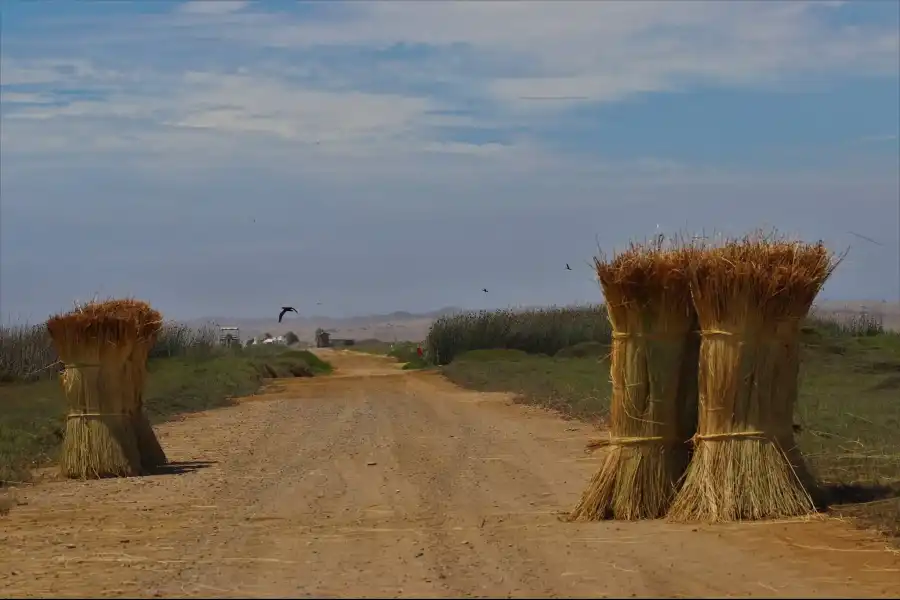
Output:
218 326 241 348
314 328 355 348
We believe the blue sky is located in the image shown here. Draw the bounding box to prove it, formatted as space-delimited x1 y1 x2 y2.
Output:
1 0 898 321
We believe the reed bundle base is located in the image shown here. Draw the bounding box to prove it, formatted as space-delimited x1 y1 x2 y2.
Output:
569 436 687 521
667 433 817 522
61 413 143 479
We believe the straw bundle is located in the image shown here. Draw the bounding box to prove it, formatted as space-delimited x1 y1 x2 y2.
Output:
569 239 699 521
47 303 142 478
96 299 166 469
667 235 838 522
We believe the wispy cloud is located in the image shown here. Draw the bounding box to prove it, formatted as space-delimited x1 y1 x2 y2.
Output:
155 2 898 105
176 1 249 16
855 133 899 144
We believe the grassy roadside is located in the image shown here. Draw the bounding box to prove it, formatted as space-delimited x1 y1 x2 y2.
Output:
443 348 612 421
0 348 331 485
352 340 430 369
442 328 900 543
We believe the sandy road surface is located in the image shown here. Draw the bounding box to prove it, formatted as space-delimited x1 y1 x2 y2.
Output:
2 350 899 598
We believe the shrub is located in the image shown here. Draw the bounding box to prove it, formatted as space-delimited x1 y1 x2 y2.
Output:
424 304 894 366
425 305 612 365
0 321 218 383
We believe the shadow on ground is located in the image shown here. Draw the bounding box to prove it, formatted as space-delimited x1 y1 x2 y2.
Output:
824 482 900 505
821 482 900 546
148 460 217 476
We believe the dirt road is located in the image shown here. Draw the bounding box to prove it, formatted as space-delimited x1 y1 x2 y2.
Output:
2 350 898 598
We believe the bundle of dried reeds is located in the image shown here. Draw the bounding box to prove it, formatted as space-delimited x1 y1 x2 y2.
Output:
97 299 166 469
667 234 839 522
569 238 700 521
47 303 142 478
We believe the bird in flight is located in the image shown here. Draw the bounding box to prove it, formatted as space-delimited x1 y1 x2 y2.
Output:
566 263 572 271
482 288 489 293
278 306 299 323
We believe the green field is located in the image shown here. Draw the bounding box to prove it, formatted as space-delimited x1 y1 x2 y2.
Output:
352 339 431 370
434 307 900 543
0 344 331 485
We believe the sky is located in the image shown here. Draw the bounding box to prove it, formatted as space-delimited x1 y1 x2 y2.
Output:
1 0 899 322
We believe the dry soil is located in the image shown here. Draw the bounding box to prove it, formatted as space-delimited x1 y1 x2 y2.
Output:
2 350 899 598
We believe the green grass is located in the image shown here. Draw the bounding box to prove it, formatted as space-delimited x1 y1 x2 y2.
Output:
352 340 431 370
0 321 219 383
238 346 334 376
426 305 611 365
795 327 900 538
443 350 612 422
0 348 332 485
442 313 900 544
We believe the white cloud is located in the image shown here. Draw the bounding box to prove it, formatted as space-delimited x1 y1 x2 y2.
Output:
422 142 510 156
170 1 897 106
171 72 436 144
1 68 441 155
176 1 248 16
0 92 57 105
856 133 899 144
0 58 125 86
1 2 897 174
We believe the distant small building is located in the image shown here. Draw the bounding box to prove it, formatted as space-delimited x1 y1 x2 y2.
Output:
219 326 241 347
315 329 331 348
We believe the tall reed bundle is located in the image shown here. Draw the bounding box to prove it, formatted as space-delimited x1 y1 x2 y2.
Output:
95 299 166 469
667 235 839 522
47 303 142 478
569 238 699 521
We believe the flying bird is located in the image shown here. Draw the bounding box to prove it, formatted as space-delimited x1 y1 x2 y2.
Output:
566 263 572 271
482 288 489 293
278 306 299 323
